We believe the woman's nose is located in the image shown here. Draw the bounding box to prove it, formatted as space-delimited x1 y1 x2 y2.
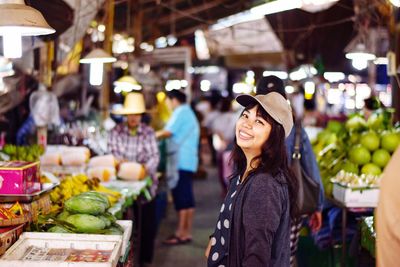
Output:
242 120 252 129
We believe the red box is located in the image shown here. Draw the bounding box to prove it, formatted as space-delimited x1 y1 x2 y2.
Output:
0 161 40 194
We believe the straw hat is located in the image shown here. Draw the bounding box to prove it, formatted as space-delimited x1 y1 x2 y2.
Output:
112 92 146 115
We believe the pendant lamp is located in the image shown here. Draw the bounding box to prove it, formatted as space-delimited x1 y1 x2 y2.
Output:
0 0 55 58
79 48 116 86
345 43 376 71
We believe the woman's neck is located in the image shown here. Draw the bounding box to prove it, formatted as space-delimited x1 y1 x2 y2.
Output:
242 150 260 182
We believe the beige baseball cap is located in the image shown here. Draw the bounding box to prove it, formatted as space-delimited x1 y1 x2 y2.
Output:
236 92 294 137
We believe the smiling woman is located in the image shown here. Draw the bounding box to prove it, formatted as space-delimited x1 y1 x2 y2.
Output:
207 92 298 267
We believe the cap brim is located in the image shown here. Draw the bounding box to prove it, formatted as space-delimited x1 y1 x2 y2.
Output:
236 94 262 109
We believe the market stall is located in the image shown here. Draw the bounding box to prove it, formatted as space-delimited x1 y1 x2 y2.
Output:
0 144 155 267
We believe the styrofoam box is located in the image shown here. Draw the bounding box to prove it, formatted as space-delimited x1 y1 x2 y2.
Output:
21 220 132 258
115 220 132 257
0 232 122 267
333 183 380 208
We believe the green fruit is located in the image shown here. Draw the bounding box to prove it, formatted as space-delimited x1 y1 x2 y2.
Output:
367 113 384 130
327 120 343 134
65 195 107 215
66 214 106 233
361 163 382 176
342 161 359 174
381 132 400 152
349 145 371 165
372 149 391 168
345 116 367 131
349 132 360 144
360 131 380 151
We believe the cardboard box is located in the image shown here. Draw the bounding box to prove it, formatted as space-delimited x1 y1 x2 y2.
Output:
0 161 40 194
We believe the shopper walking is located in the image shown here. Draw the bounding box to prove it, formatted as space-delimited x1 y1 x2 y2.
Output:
256 76 324 266
206 92 297 266
156 89 200 245
108 92 160 267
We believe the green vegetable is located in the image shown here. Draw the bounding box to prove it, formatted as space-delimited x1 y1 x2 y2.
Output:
57 210 70 221
79 191 110 208
103 226 123 235
48 225 73 233
65 195 107 215
66 214 106 233
98 215 112 228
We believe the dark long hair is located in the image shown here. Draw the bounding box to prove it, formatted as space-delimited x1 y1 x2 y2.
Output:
230 103 298 218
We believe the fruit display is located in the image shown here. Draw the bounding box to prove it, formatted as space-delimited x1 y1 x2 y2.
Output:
331 170 380 188
1 144 44 162
35 192 123 235
312 108 399 196
49 174 121 213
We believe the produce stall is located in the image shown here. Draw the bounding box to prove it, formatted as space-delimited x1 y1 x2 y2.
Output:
311 108 399 265
0 144 151 267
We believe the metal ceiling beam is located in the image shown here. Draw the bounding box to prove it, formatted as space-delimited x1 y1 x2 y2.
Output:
157 0 226 24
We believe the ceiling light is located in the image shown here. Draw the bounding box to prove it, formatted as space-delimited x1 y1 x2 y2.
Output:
285 85 295 94
263 71 288 80
345 43 376 70
323 72 345 83
80 48 116 86
0 0 55 58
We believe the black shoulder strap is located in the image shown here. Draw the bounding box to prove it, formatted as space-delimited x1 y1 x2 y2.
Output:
293 120 302 157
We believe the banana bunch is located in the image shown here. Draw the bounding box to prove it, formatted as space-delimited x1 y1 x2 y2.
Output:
50 175 121 212
88 177 121 205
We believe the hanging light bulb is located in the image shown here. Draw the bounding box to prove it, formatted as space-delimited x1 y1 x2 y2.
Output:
80 48 116 86
0 0 55 58
345 43 376 70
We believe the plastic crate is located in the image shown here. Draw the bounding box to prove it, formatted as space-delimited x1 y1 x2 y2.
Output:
0 232 122 267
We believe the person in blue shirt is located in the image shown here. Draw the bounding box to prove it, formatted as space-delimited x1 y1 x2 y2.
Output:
256 76 324 266
156 89 200 245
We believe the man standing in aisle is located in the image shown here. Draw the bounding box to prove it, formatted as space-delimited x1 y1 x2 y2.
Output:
108 92 160 267
156 89 200 245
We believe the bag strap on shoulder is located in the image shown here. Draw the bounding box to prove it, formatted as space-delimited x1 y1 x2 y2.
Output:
293 120 302 159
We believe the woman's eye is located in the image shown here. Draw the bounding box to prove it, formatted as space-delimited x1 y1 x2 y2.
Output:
256 119 264 125
241 113 248 118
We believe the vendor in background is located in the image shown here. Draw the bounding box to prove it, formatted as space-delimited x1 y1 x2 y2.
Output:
156 89 200 245
256 76 324 267
108 92 160 267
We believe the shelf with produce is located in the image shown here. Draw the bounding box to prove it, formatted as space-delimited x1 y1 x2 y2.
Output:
312 108 399 197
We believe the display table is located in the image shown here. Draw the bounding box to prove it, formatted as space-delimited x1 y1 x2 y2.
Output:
327 196 375 267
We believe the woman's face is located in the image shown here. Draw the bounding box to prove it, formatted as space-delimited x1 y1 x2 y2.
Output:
236 105 272 156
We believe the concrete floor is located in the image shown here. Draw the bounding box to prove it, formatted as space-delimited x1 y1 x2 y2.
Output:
152 165 223 267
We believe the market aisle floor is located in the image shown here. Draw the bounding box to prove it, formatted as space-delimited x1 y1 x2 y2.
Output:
153 164 222 267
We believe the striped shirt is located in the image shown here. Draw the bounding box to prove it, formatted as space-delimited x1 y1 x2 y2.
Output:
108 123 160 196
